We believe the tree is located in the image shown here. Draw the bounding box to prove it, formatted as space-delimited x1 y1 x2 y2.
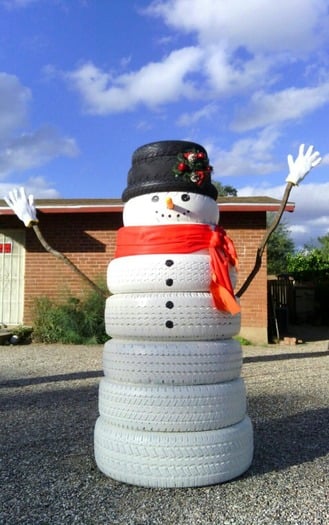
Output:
286 234 329 325
213 181 238 196
318 233 329 257
287 232 329 283
266 216 295 275
304 232 329 256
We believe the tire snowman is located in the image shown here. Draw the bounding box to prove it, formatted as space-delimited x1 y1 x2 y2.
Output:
4 141 321 488
94 140 252 488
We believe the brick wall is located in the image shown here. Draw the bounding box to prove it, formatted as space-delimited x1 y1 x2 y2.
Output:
23 212 123 323
220 211 267 342
2 209 268 343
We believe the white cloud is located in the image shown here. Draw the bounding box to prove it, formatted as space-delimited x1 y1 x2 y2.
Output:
148 0 329 54
321 153 329 165
64 0 329 125
289 224 308 234
0 73 31 140
67 47 203 114
61 0 329 153
204 49 273 96
0 176 60 199
0 0 39 8
65 34 274 115
209 127 282 177
231 83 329 132
238 181 329 248
176 103 218 126
0 73 79 182
0 127 78 178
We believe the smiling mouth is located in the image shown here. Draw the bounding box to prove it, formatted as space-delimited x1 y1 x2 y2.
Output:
156 207 190 219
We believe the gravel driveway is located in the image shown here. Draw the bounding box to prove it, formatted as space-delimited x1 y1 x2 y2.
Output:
1 338 328 525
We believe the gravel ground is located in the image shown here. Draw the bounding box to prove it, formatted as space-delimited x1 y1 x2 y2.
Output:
1 337 328 525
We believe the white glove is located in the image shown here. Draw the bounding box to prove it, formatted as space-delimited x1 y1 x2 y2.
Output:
286 144 321 186
4 187 38 227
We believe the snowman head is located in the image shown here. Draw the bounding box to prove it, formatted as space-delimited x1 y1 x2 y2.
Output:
123 190 219 226
122 140 220 226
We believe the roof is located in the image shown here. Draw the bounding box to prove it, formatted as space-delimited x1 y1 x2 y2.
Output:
0 196 295 215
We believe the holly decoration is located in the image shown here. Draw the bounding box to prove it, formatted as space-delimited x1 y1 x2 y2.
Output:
173 150 213 187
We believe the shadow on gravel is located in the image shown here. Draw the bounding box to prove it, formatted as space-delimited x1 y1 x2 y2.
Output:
1 384 99 464
0 370 104 389
0 383 99 412
247 399 329 476
244 348 329 364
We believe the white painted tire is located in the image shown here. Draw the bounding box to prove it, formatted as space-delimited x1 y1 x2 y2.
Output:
98 378 246 431
103 339 242 384
105 293 241 340
108 254 237 293
94 416 254 488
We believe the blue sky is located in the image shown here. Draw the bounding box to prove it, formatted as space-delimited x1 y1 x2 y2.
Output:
0 0 328 248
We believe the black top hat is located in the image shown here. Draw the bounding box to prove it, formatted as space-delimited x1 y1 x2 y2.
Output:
122 140 218 202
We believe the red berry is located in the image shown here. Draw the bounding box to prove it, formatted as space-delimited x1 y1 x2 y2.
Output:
177 162 187 172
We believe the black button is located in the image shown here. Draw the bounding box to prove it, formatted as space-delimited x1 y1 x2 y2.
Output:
166 320 174 328
165 259 174 266
166 278 173 286
166 301 174 309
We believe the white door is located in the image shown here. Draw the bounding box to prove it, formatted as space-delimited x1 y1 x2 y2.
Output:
0 230 26 325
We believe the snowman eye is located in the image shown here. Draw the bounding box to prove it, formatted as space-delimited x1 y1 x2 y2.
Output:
181 194 190 202
151 195 159 202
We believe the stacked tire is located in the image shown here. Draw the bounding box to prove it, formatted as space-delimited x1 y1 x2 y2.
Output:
94 254 253 488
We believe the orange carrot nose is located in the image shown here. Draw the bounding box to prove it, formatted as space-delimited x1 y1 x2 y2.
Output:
166 197 174 209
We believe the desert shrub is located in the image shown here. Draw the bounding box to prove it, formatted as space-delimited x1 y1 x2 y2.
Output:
32 284 108 344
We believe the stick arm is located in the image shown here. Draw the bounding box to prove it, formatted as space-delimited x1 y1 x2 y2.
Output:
4 187 107 299
236 182 293 298
236 144 321 298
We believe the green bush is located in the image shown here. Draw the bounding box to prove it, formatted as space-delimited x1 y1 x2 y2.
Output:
12 325 33 344
32 284 108 344
234 335 252 346
287 250 329 283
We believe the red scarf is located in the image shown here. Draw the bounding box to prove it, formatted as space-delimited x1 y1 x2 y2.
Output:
114 224 240 315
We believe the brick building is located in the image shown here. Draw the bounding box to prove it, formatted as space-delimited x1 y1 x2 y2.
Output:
0 197 294 344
